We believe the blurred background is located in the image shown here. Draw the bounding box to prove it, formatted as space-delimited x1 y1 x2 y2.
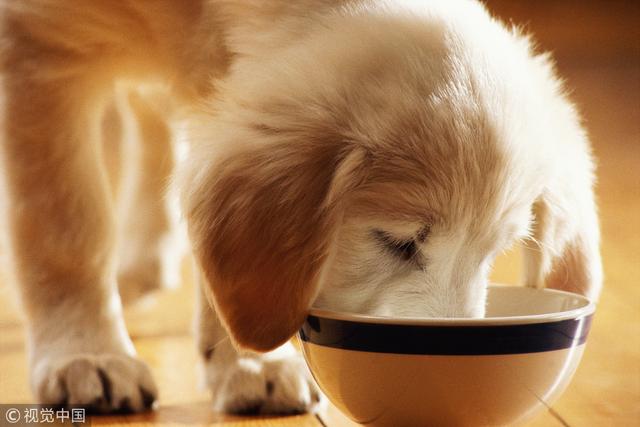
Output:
1 1 638 426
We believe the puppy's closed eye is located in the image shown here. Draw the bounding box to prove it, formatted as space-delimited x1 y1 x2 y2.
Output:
372 224 431 262
373 229 418 261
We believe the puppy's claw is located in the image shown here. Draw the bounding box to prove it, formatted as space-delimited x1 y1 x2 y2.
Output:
33 353 157 414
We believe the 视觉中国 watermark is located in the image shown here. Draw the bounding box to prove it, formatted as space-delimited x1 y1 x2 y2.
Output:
1 404 91 425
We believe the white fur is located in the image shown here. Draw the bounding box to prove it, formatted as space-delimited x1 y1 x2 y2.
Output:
0 0 601 415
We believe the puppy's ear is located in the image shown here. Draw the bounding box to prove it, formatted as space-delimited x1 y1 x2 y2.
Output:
522 181 602 301
185 137 364 351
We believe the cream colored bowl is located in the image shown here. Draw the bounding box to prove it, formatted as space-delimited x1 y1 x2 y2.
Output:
299 286 594 427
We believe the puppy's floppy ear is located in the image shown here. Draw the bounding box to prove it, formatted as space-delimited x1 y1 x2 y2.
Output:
185 136 364 351
522 176 603 301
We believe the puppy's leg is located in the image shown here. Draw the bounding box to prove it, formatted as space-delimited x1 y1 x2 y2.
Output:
194 269 321 415
114 92 184 303
2 57 156 413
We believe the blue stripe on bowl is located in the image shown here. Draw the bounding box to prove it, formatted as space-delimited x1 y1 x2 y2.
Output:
299 314 593 355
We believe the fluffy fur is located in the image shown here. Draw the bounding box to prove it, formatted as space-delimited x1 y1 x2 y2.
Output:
0 0 601 415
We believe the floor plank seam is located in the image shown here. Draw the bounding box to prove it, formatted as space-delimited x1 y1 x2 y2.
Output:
315 413 329 427
129 331 191 340
548 407 571 427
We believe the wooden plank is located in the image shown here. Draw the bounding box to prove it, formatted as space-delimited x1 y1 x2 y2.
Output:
315 389 567 427
90 402 321 427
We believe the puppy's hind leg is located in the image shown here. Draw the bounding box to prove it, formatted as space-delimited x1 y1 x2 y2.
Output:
1 42 156 413
111 91 185 304
194 268 322 415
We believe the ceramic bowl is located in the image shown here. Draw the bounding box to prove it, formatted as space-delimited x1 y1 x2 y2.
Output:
299 285 594 427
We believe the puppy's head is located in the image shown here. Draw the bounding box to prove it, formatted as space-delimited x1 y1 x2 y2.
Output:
183 4 601 351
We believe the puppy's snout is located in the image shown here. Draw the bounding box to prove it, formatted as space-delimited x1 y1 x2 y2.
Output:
446 300 485 318
433 296 481 318
428 277 487 319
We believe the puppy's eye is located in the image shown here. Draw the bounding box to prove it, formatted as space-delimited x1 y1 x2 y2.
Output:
373 230 418 261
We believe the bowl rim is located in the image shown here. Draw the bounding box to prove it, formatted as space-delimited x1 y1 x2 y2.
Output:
308 285 595 326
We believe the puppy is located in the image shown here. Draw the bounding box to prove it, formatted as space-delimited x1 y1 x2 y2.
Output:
0 0 601 415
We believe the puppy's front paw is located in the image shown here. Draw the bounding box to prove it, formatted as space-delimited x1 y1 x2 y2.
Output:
208 354 321 415
33 353 157 413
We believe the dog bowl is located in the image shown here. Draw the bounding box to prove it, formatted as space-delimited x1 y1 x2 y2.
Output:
299 285 594 427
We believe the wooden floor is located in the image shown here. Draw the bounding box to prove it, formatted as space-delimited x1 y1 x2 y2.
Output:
1 2 638 426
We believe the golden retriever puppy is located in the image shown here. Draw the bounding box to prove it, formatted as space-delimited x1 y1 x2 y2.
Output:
0 0 601 415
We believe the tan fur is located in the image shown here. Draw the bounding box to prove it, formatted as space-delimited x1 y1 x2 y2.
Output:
0 0 601 413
